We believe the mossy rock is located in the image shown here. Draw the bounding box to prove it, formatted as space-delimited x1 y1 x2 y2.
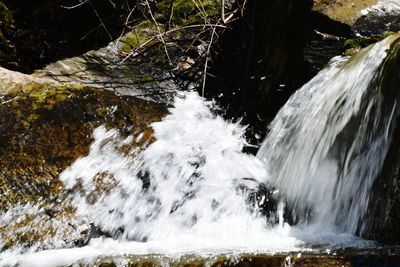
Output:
0 77 167 251
156 0 220 26
342 34 394 56
121 20 158 53
0 81 167 212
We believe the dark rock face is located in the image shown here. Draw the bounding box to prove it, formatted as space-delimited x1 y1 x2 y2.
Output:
309 10 353 38
357 38 400 244
303 11 355 82
0 0 140 73
365 123 400 244
355 14 400 34
206 0 313 141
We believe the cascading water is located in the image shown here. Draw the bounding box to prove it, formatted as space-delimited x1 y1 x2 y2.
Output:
59 92 280 247
257 34 400 234
1 34 400 266
1 92 301 266
360 0 400 17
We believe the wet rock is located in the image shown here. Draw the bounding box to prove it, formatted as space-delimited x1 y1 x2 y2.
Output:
354 1 400 33
354 36 400 244
364 122 400 244
75 253 400 267
310 10 353 38
0 67 167 250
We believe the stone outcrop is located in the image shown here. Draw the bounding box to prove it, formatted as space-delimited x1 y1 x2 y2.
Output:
0 67 166 250
359 37 400 243
313 0 377 24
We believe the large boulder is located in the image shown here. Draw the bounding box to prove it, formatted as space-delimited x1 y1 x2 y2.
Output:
0 67 166 250
313 0 377 25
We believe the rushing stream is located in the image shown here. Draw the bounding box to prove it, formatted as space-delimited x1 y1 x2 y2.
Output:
258 34 400 235
1 35 400 266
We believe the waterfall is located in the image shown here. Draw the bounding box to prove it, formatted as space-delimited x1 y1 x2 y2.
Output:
1 34 400 267
257 34 400 234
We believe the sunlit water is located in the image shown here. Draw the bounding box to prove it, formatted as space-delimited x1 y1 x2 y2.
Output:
360 0 400 17
1 35 400 266
258 34 400 235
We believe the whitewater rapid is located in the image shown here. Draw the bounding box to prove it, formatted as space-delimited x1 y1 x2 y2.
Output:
2 34 399 267
0 91 372 267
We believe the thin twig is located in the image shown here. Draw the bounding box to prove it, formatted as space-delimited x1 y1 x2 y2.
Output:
165 0 175 31
61 0 88 9
145 0 172 64
119 23 227 64
221 0 239 24
87 0 113 41
202 26 216 97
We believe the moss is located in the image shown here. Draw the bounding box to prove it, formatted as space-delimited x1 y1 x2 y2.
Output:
384 31 396 37
27 83 84 109
10 83 86 128
121 21 158 53
343 35 386 56
143 73 153 82
156 0 220 26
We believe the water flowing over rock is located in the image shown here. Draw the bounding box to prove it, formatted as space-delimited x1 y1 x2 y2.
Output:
3 4 400 262
355 0 400 32
58 92 277 249
0 67 166 251
257 34 400 240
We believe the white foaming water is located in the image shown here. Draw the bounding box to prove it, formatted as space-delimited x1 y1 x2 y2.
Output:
60 92 273 244
0 92 304 266
360 0 400 16
257 35 400 234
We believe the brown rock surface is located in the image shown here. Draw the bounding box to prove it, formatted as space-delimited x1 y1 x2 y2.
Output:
313 0 378 24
